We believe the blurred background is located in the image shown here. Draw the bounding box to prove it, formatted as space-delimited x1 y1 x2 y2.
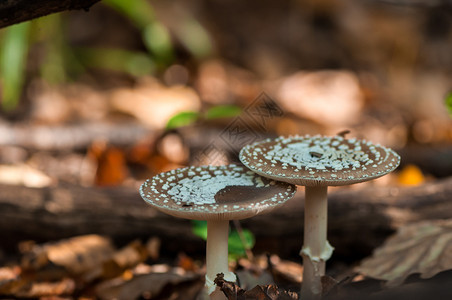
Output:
0 0 451 298
1 0 451 189
0 0 451 187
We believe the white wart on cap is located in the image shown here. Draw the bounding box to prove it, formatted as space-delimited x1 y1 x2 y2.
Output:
140 164 297 221
239 135 401 186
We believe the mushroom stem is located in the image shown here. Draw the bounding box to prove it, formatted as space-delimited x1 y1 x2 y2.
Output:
300 186 333 300
206 220 236 300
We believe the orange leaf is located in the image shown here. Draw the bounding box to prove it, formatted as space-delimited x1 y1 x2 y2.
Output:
95 147 128 186
397 164 424 186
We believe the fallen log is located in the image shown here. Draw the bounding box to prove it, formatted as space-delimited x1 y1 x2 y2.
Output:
398 145 452 178
0 177 451 260
0 121 155 151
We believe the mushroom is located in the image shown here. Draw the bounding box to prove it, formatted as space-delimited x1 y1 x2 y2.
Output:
239 135 400 299
139 164 297 299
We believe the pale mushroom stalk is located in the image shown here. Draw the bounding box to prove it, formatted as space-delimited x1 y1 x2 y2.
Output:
300 186 330 300
206 220 236 300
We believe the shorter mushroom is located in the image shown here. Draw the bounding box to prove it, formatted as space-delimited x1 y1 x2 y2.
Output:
240 135 400 299
140 164 296 299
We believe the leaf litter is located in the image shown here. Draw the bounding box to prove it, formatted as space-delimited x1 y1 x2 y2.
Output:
214 273 298 300
3 219 452 299
357 219 452 286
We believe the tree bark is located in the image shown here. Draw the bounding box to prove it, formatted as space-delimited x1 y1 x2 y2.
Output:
0 177 451 259
0 0 100 28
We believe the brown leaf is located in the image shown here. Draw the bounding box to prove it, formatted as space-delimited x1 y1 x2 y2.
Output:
0 164 52 187
148 153 182 174
95 270 199 300
320 275 340 297
177 253 198 272
356 219 452 286
269 255 303 284
102 240 147 278
275 71 364 127
0 266 24 294
146 237 161 261
245 285 298 300
158 133 189 164
1 266 75 298
214 273 246 299
214 273 298 300
89 142 128 186
235 269 274 291
109 80 200 129
21 235 115 278
244 285 274 299
14 278 75 298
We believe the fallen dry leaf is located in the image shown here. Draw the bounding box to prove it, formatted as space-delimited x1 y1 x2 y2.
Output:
89 142 128 187
214 273 298 300
235 269 274 291
0 266 23 294
110 78 200 129
270 254 303 284
146 237 161 261
235 255 274 290
14 278 76 298
21 235 115 277
356 219 452 286
177 252 198 272
0 265 75 298
95 270 199 300
196 59 260 105
274 70 364 127
320 275 340 298
0 164 52 187
102 240 147 278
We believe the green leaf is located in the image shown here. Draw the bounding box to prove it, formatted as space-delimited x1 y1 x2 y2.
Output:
36 14 67 84
75 47 155 76
191 220 208 240
191 221 255 260
175 18 212 59
446 92 452 118
166 111 200 130
1 22 31 111
103 0 174 65
143 23 174 64
228 229 255 256
103 0 154 28
205 105 242 120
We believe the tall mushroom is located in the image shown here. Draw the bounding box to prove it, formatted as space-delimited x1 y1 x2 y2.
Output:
139 164 296 299
239 135 400 299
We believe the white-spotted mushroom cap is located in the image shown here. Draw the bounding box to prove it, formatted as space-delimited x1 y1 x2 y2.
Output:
139 164 297 221
239 135 401 186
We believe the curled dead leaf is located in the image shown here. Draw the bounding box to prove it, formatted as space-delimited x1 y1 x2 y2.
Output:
356 219 452 286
